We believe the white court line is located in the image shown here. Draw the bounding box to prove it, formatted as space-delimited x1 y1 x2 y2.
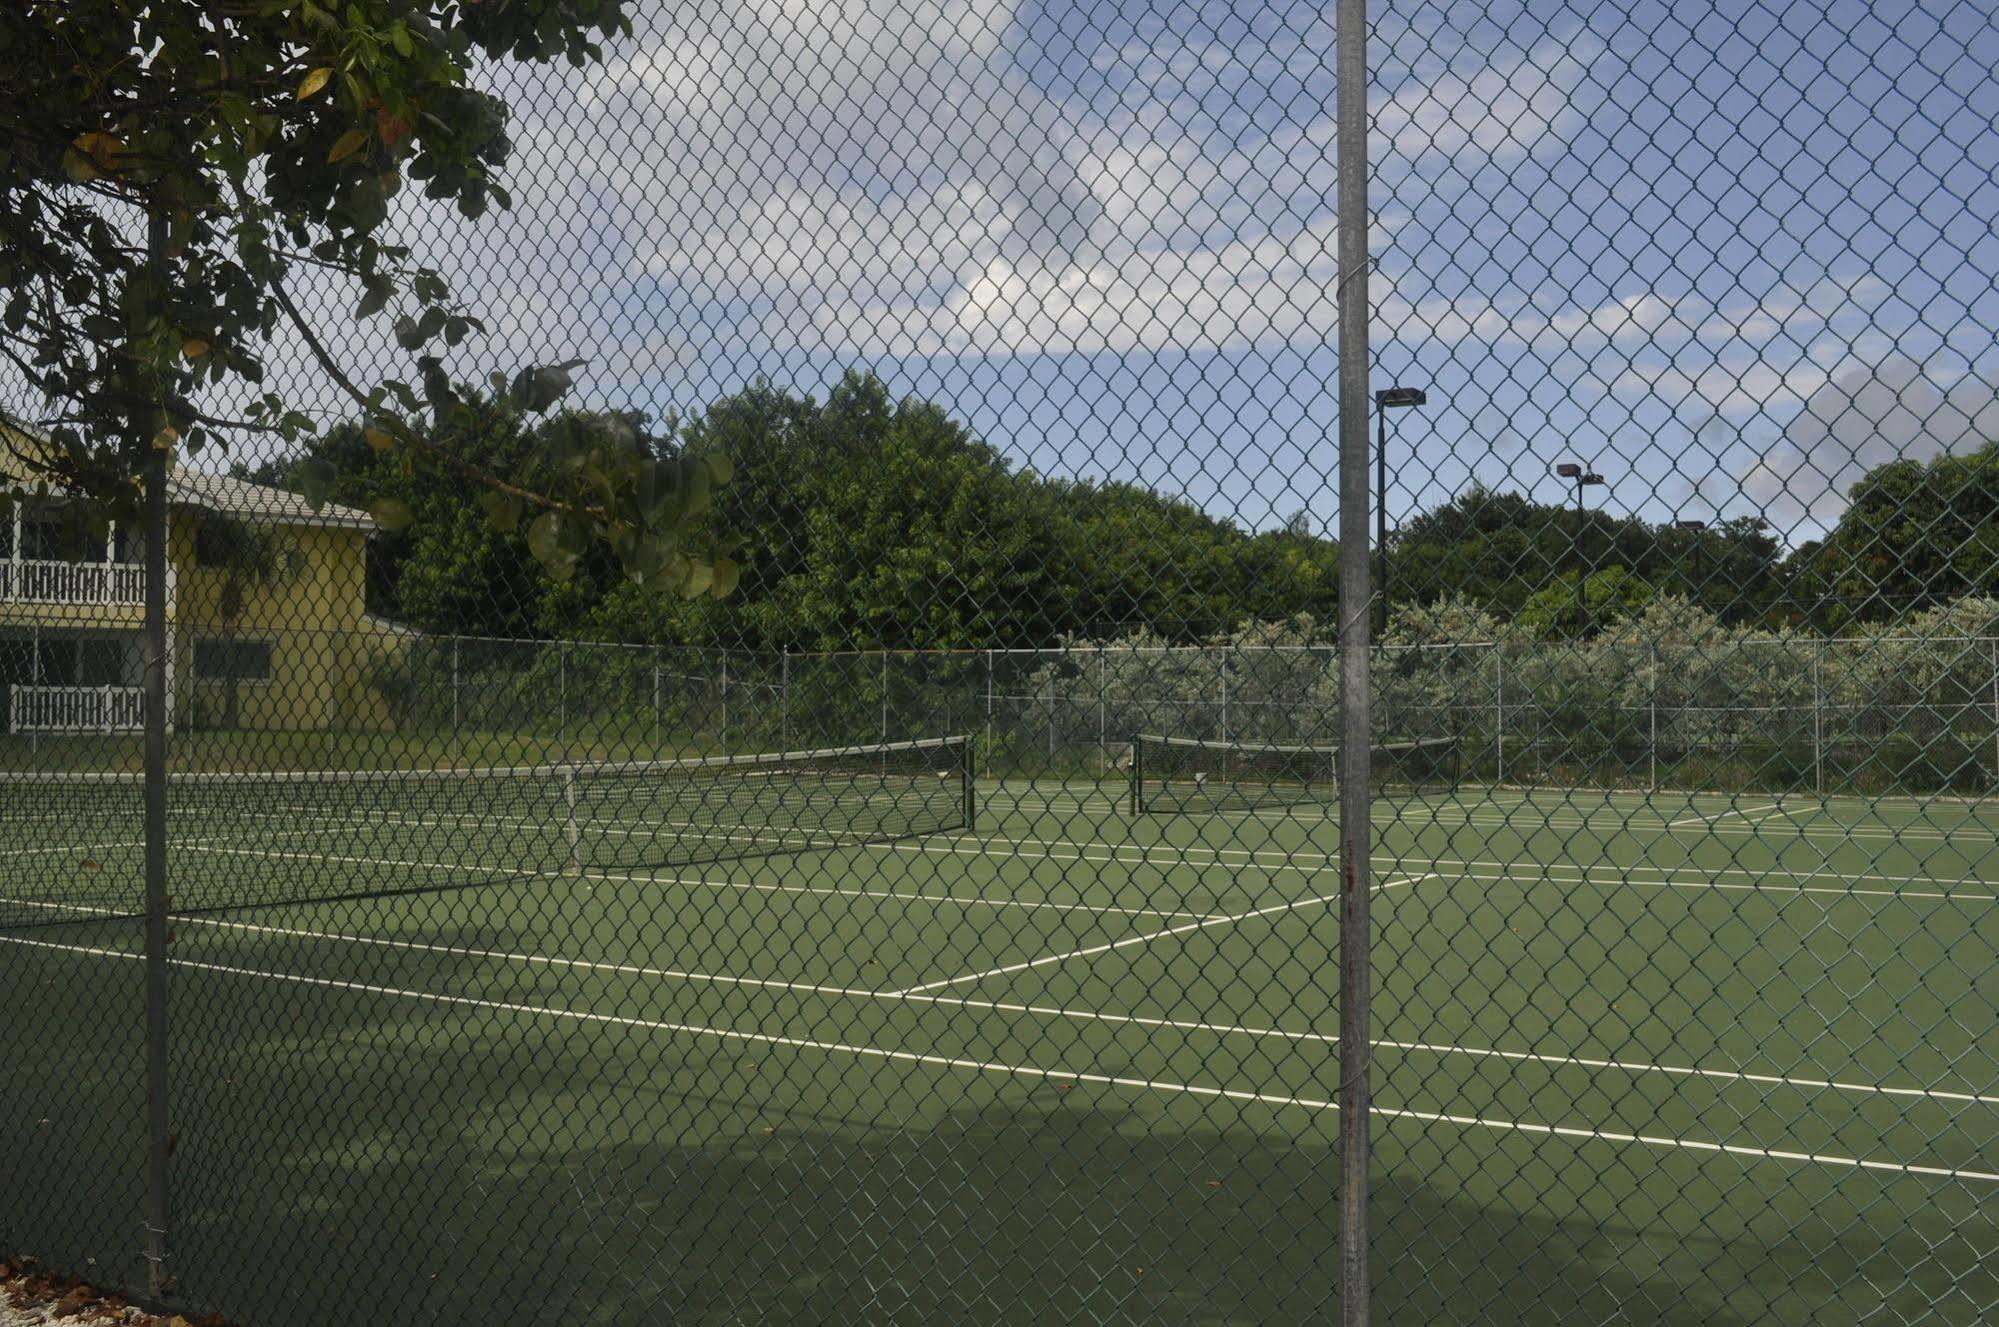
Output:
99 905 1998 1109
846 836 1994 905
892 876 1434 996
1667 801 1786 829
29 798 1994 892
1020 785 1997 845
1426 808 1983 847
28 826 1991 911
2 929 1992 1186
1429 861 1993 906
174 844 1211 921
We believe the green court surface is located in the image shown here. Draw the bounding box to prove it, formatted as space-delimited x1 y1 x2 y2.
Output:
1 780 1995 1324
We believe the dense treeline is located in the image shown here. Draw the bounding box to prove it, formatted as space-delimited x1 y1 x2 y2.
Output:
290 372 1338 647
290 374 1999 647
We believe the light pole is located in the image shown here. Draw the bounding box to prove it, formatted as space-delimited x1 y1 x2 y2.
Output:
1555 462 1606 635
1373 386 1427 636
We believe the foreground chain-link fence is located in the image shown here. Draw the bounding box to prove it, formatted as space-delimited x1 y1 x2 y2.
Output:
3 1 1997 1324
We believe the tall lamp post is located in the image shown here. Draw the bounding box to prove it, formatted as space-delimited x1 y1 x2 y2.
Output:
1555 462 1606 635
1373 386 1427 636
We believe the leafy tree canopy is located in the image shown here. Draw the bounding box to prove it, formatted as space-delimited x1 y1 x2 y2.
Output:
1391 483 1782 624
301 373 1342 649
1790 440 1999 628
1 0 735 597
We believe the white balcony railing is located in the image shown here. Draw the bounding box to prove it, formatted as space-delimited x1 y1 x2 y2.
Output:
8 684 146 733
0 559 146 606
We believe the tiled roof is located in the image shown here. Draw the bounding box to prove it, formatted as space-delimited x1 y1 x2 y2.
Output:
3 412 371 529
166 471 372 529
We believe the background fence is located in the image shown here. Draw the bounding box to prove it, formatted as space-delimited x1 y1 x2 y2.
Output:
311 631 1999 797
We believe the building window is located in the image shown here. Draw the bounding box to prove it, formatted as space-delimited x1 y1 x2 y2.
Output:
193 638 274 682
194 522 230 568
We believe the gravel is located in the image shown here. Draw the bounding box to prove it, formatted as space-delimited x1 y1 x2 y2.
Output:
0 1260 219 1327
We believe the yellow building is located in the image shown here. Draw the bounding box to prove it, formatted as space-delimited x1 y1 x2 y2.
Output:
1 418 400 734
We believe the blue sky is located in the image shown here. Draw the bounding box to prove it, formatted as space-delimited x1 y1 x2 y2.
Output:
269 0 1999 549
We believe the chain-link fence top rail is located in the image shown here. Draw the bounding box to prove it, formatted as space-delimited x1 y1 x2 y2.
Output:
3 1 1998 1324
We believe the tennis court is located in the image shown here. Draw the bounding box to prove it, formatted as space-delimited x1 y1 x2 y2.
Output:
2 749 1994 1325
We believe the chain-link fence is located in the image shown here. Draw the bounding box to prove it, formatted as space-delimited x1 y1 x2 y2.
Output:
4 1 1998 1324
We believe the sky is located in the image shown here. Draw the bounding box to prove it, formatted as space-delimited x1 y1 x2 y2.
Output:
247 0 1999 548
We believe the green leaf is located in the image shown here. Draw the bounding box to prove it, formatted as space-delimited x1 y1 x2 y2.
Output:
478 489 524 532
704 452 735 486
509 359 587 413
327 128 370 163
527 511 586 577
355 282 392 320
682 456 713 518
296 458 336 511
681 559 715 599
297 67 334 100
710 555 741 598
619 529 674 584
370 496 415 532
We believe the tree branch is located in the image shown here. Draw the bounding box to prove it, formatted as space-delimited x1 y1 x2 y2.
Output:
267 277 589 515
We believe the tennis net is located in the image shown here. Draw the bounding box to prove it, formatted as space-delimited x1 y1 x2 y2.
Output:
0 735 974 927
1129 733 1460 814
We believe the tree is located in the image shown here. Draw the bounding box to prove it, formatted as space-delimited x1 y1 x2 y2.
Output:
1 1 733 595
601 373 1077 650
1787 441 1999 627
192 512 305 728
1391 483 1781 624
1516 566 1657 640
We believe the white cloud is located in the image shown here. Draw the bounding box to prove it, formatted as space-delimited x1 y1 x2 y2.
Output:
1371 33 1603 168
1738 356 1999 535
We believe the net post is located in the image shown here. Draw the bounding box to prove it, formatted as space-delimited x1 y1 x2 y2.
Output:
1334 0 1373 1316
1130 732 1143 815
451 636 462 759
653 647 662 750
782 648 791 753
1990 636 1997 790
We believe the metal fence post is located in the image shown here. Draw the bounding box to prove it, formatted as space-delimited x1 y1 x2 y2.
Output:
782 648 791 752
881 648 889 744
1334 0 1374 1316
652 647 662 749
1813 641 1824 798
1220 649 1230 743
139 207 174 1299
1097 641 1107 768
1650 641 1658 792
451 636 462 756
1046 652 1057 762
985 648 994 777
